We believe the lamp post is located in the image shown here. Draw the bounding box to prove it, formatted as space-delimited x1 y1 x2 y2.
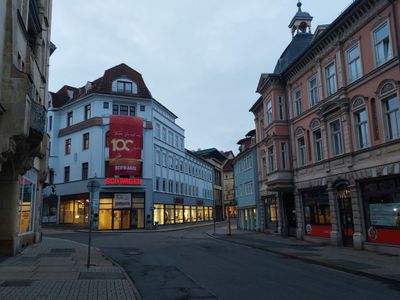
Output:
86 180 100 268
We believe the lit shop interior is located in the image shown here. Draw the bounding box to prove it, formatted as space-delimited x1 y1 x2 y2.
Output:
98 193 145 230
153 204 213 225
59 195 89 224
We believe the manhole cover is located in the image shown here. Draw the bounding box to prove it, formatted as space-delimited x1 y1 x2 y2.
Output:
50 248 76 253
1 280 33 287
79 272 125 280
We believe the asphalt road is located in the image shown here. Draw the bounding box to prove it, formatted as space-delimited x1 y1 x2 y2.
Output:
45 224 400 300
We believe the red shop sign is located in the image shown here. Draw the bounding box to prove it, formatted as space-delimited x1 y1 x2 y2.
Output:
105 178 141 185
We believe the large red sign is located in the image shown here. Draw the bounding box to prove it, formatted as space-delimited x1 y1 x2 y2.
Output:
109 115 143 176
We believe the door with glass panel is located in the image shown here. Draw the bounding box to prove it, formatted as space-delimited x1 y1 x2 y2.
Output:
338 188 354 246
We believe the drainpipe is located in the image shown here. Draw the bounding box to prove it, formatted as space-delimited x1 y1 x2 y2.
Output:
387 0 400 68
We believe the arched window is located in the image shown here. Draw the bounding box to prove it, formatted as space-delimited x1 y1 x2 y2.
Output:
351 96 370 149
377 80 399 140
310 118 323 162
295 127 306 167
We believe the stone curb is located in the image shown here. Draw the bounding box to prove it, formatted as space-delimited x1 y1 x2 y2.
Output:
99 249 143 300
206 233 400 288
75 222 220 234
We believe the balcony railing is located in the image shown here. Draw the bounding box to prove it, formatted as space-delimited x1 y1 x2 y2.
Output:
30 101 46 137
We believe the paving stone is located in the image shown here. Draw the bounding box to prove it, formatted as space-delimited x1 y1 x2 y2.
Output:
79 271 125 280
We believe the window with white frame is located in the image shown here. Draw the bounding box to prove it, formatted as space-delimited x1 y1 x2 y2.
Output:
278 96 286 120
294 89 302 116
280 142 288 169
347 44 362 82
266 100 273 125
162 153 167 167
330 120 343 156
354 109 370 148
374 21 392 66
325 63 337 96
155 123 161 138
308 76 319 107
262 156 267 178
155 150 161 164
297 137 306 167
313 130 323 161
383 95 400 140
268 146 275 173
162 127 167 141
168 131 173 145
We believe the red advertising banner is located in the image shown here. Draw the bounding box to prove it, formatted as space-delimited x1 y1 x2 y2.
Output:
109 115 143 176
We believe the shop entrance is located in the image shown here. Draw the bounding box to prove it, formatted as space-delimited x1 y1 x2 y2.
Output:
338 188 354 246
283 193 296 236
113 210 130 230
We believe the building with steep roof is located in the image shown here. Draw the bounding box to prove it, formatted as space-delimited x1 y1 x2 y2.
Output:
250 0 400 253
43 64 214 230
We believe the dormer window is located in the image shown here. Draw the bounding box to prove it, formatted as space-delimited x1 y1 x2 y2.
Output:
113 78 137 94
117 81 133 94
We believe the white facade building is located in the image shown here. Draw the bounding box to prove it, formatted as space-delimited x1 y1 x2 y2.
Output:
43 64 213 229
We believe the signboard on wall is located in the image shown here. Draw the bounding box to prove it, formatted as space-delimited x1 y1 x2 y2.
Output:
113 193 132 209
370 203 400 227
109 115 143 176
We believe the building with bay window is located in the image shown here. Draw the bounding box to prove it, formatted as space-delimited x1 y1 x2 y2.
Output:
0 0 53 255
43 63 213 230
250 0 400 254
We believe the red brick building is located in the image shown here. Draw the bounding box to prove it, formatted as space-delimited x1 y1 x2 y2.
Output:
250 0 400 253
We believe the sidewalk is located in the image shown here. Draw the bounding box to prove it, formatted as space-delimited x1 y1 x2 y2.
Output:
208 224 400 286
0 237 140 299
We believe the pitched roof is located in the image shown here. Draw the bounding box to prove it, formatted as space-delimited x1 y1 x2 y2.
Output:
273 32 314 74
195 148 228 162
50 63 152 108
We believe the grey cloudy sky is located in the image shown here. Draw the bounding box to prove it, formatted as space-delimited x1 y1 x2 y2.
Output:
49 0 352 153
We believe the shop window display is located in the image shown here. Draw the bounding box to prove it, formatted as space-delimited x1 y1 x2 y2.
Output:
165 205 175 224
184 206 191 222
154 204 165 225
302 189 331 237
18 174 36 234
175 205 184 223
197 206 204 221
362 178 400 245
191 206 197 222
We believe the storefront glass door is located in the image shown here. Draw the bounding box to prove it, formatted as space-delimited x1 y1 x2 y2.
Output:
113 210 130 230
338 188 354 246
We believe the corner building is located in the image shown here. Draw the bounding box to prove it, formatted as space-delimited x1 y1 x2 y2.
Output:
0 0 53 255
43 64 213 230
251 0 400 253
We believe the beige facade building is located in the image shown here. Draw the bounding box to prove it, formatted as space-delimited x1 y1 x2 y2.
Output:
222 153 236 218
0 0 53 255
196 148 228 221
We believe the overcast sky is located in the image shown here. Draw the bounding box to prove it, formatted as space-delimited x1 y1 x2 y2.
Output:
49 0 353 153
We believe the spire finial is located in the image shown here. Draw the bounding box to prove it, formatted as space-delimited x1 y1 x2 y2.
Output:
297 1 302 12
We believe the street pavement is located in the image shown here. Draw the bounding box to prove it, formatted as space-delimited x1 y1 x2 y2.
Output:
0 237 139 299
43 222 400 300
